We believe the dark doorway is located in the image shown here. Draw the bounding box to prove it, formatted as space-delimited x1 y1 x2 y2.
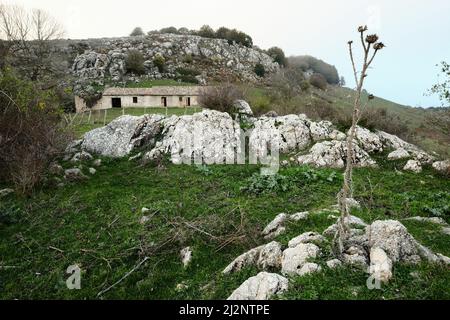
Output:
161 97 167 107
112 98 122 108
187 97 191 107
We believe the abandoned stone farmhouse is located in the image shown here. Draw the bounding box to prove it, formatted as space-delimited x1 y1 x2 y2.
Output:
75 86 203 113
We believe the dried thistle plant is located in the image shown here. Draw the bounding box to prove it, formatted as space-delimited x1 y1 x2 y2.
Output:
334 26 385 255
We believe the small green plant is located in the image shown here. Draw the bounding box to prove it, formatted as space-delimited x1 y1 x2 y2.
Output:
241 173 292 195
195 165 212 176
125 50 145 75
153 55 166 73
254 63 266 77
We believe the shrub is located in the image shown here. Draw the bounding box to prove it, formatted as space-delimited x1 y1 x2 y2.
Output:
197 25 216 38
159 26 179 34
300 80 311 92
183 54 193 64
289 55 340 84
130 27 144 37
254 63 266 77
309 73 328 90
153 55 166 73
267 47 288 67
0 69 72 194
175 67 200 84
125 50 145 75
198 83 244 113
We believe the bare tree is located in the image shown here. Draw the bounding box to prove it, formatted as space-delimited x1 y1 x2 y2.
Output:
335 26 385 254
0 3 65 80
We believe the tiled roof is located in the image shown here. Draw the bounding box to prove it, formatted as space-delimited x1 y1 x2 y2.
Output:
103 86 205 96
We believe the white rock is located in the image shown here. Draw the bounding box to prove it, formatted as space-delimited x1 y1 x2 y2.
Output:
0 188 14 197
140 216 151 225
432 160 450 173
388 148 410 160
367 220 421 263
223 242 283 274
353 126 384 153
403 160 422 173
297 140 377 169
405 216 447 225
298 263 322 276
288 232 326 248
88 168 97 175
281 243 320 276
369 247 393 283
180 247 193 268
129 152 142 161
323 215 368 237
262 213 288 238
233 100 253 116
290 212 309 221
227 272 288 300
83 114 164 158
71 151 93 163
264 227 286 240
142 207 151 214
326 259 342 269
342 246 368 268
64 168 87 182
93 159 102 167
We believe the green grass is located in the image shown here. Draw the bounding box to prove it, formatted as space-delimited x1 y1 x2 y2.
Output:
70 107 202 137
0 156 449 300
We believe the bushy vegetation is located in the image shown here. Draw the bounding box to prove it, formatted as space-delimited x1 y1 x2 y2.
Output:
129 27 145 37
267 47 288 67
153 55 166 73
289 55 340 85
175 67 200 84
254 63 266 77
198 84 244 113
125 50 145 75
309 73 328 90
149 25 254 48
0 69 72 194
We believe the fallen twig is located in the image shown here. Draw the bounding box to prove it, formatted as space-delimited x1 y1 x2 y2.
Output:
97 256 149 298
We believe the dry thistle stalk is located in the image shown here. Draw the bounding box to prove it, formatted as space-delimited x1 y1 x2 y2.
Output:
334 25 385 255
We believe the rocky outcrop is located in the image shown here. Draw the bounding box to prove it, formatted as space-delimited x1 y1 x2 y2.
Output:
297 140 377 169
376 131 434 164
79 106 439 172
71 34 279 87
288 232 326 248
366 220 449 264
82 114 164 158
227 272 288 300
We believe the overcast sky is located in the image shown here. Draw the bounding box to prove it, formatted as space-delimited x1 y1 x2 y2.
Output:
4 0 450 107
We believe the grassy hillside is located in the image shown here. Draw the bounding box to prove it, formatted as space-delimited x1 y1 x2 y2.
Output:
1 153 449 300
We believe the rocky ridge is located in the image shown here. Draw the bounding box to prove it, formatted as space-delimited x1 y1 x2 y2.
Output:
77 105 446 174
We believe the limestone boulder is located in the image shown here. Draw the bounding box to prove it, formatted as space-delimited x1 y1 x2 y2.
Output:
223 242 283 274
403 160 422 173
288 232 326 248
281 243 320 276
82 114 164 158
227 272 288 300
369 247 393 283
388 148 410 160
432 160 450 173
